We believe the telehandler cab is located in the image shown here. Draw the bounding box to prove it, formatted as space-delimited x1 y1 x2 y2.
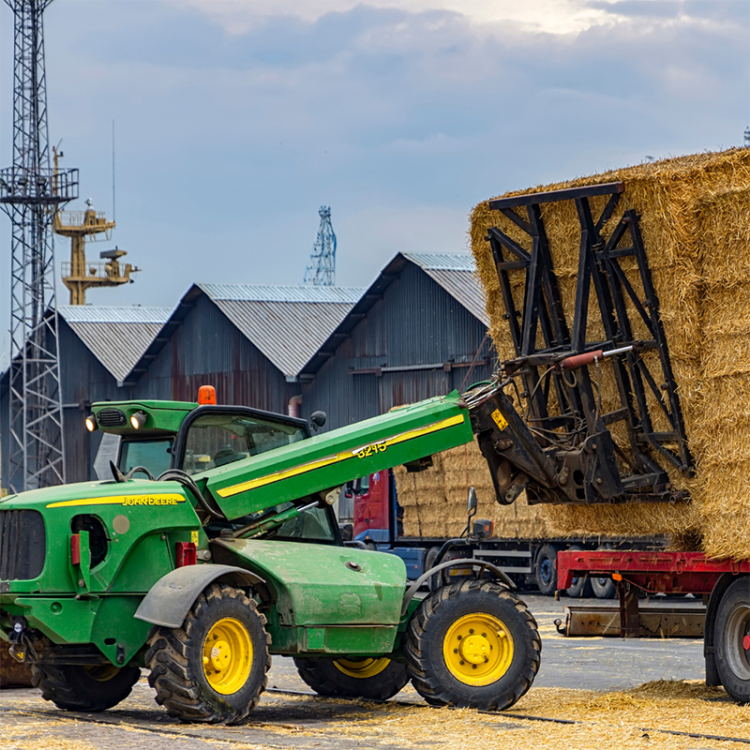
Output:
0 387 541 723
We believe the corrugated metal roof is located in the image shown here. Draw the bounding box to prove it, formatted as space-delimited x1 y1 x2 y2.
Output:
402 252 476 272
211 298 359 377
401 253 488 325
58 306 173 324
58 306 171 383
198 284 363 304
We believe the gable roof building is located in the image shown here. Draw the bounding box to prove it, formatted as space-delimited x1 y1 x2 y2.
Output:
58 306 173 386
1 306 173 491
297 252 495 429
128 283 364 412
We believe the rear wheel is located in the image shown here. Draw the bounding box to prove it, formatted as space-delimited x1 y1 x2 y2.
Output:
32 662 140 712
294 656 408 701
591 575 616 599
534 544 560 596
146 583 270 724
565 545 593 599
715 577 750 703
404 579 541 710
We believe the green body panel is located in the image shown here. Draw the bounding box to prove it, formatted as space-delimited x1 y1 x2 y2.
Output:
92 399 197 436
204 391 472 520
212 539 406 655
0 479 201 596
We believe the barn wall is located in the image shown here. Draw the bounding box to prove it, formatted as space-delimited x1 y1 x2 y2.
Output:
134 294 294 414
300 262 493 430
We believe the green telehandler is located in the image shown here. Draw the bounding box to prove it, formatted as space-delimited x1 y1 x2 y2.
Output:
0 386 541 723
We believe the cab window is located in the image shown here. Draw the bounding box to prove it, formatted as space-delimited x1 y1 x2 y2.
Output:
181 412 306 476
242 502 336 544
119 438 173 477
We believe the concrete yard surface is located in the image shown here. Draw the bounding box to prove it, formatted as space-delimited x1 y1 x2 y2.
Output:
2 595 747 750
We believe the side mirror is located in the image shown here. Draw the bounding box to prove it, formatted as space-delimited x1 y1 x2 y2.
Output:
310 411 327 431
467 486 478 519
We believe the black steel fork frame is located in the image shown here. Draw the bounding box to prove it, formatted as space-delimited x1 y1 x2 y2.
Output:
486 182 692 502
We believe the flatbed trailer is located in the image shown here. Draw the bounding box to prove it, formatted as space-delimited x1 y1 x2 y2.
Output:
344 470 664 596
557 549 750 701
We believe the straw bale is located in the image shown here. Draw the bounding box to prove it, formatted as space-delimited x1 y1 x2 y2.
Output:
471 149 750 554
397 442 553 540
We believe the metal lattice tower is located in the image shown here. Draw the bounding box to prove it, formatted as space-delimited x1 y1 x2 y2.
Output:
0 0 78 491
303 206 337 286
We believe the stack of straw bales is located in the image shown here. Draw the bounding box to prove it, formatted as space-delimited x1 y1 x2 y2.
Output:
395 441 552 540
469 149 750 558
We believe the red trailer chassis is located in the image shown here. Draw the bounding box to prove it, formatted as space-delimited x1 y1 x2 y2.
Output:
557 549 750 695
558 550 750 599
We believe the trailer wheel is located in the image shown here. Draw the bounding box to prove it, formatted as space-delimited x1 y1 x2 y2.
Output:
32 662 140 712
146 583 271 724
294 657 409 700
715 577 750 703
591 575 616 599
404 579 540 710
565 545 593 599
534 544 560 596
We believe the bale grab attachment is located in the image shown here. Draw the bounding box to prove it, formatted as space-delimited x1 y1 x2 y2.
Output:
468 182 693 505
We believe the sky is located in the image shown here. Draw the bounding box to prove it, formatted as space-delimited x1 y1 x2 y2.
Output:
0 0 748 364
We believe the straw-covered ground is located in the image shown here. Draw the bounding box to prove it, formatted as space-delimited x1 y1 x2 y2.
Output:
4 679 750 750
468 149 750 558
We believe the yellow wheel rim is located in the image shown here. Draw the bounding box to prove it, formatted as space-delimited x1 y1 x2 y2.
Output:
202 617 253 695
443 613 514 686
83 664 120 682
333 657 391 679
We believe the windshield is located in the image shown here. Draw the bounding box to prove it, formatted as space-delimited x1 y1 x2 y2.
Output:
119 438 173 477
181 413 306 476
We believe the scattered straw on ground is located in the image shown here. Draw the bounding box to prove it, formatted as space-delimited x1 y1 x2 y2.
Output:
5 681 750 750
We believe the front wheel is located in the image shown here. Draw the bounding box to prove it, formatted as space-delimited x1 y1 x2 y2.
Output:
715 577 750 703
32 662 140 712
404 579 541 710
146 583 271 724
294 657 408 701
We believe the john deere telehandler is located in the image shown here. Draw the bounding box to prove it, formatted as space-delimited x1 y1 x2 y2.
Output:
0 387 541 723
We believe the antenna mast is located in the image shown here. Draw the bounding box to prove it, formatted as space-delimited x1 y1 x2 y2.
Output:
0 0 78 491
303 206 337 286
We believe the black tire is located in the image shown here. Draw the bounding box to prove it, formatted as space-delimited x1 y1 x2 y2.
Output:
404 579 541 710
534 544 560 596
146 583 271 724
424 546 441 591
715 577 750 703
425 546 440 571
294 657 409 701
591 575 616 599
32 662 140 712
565 545 593 599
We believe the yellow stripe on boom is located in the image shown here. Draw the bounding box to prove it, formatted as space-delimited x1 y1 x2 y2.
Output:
47 494 185 509
217 414 465 499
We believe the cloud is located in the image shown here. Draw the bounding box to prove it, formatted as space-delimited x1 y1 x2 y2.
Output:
167 0 616 36
0 0 747 356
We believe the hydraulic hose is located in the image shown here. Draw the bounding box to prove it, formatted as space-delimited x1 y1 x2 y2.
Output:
156 469 226 521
